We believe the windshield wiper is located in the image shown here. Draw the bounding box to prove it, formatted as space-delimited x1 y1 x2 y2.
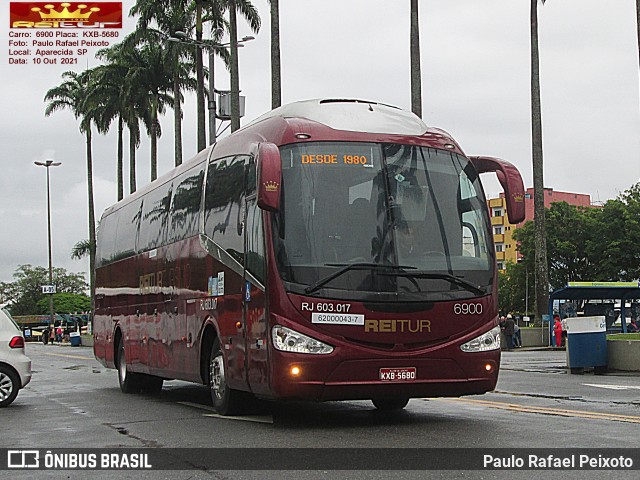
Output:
382 271 486 295
304 263 416 294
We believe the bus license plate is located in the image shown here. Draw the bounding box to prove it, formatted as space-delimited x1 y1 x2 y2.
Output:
379 367 417 382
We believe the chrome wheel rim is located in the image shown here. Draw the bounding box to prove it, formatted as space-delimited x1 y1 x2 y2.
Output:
0 371 14 402
118 348 127 383
210 354 226 401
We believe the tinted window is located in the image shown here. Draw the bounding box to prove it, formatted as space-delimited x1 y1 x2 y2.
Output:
139 182 173 252
203 156 246 265
168 166 204 243
245 159 265 282
114 199 142 260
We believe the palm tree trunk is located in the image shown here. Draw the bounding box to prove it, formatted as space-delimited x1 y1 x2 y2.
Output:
270 0 281 109
174 74 183 167
636 0 640 71
196 2 206 151
530 0 549 323
410 0 422 118
129 126 137 194
151 95 158 181
117 116 124 201
85 128 96 318
230 0 240 132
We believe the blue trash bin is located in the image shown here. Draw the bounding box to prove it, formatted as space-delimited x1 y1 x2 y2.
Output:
566 316 607 374
70 331 81 347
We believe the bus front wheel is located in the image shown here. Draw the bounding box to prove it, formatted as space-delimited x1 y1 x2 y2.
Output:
209 338 247 415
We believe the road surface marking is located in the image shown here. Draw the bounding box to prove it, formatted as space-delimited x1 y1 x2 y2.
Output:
41 351 94 361
435 397 640 424
582 384 640 391
178 401 273 424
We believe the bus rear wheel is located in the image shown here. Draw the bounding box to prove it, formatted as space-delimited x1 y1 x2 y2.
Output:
371 397 410 411
117 337 146 394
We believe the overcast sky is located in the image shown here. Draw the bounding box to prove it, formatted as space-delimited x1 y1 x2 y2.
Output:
1 0 639 284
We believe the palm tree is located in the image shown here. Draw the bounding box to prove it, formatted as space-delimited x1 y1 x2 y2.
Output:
222 0 260 131
269 0 281 109
91 59 130 200
122 34 174 181
130 0 198 167
44 70 99 313
410 0 422 118
96 42 152 195
531 0 549 323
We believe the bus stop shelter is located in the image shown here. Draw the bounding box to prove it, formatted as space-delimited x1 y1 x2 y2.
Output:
549 282 640 336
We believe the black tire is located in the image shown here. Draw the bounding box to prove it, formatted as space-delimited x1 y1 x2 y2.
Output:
209 338 250 415
117 337 145 393
371 397 410 411
0 365 20 408
141 375 164 393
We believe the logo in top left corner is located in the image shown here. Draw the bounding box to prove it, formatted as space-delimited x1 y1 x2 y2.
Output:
10 2 123 28
7 450 40 469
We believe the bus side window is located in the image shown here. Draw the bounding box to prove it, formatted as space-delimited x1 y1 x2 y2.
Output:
204 155 246 265
168 167 204 244
139 182 173 252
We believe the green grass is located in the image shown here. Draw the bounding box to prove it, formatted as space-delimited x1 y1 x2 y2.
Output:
607 333 640 340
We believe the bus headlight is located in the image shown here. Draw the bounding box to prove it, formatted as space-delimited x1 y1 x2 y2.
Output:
272 325 334 354
460 325 501 353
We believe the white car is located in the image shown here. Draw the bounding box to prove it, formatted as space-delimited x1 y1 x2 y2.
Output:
0 308 31 407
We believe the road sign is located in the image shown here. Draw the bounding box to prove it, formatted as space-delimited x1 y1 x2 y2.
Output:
41 285 56 294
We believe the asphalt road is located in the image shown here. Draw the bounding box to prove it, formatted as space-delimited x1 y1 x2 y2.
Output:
2 343 639 479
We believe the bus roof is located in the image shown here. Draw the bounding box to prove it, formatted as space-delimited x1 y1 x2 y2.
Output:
247 99 429 136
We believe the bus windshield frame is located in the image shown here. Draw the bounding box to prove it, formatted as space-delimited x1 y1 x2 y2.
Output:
273 142 495 303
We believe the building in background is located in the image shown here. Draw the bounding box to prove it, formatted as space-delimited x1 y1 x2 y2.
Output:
488 187 592 271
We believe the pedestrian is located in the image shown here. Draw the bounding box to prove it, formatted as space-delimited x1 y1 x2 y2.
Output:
553 314 563 348
561 316 568 346
504 314 515 351
56 325 63 343
513 320 522 348
628 318 639 333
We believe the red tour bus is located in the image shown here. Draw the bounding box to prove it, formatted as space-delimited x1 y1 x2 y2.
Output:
94 99 525 414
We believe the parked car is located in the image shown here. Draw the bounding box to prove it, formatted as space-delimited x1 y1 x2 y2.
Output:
0 308 31 407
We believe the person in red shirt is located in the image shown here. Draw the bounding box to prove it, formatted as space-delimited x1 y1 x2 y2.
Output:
553 315 562 347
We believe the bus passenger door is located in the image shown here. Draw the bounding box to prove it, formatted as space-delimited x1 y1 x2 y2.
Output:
244 158 270 395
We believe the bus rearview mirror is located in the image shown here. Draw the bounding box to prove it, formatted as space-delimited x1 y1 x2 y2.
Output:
257 142 282 212
469 156 525 224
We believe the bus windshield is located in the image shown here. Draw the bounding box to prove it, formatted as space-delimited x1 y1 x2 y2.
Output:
274 142 494 302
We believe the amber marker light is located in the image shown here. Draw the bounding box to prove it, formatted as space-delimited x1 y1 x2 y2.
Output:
484 363 493 373
290 366 301 377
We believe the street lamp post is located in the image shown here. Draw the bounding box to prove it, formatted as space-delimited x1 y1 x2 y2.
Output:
169 31 254 145
34 160 61 340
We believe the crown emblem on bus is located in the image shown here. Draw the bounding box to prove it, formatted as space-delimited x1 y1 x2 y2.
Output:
512 192 524 202
263 181 279 192
31 3 101 20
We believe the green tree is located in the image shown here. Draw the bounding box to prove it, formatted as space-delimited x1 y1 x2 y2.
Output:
44 70 99 312
119 32 174 181
591 183 640 281
498 261 534 317
4 265 88 316
516 202 600 290
36 292 91 315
